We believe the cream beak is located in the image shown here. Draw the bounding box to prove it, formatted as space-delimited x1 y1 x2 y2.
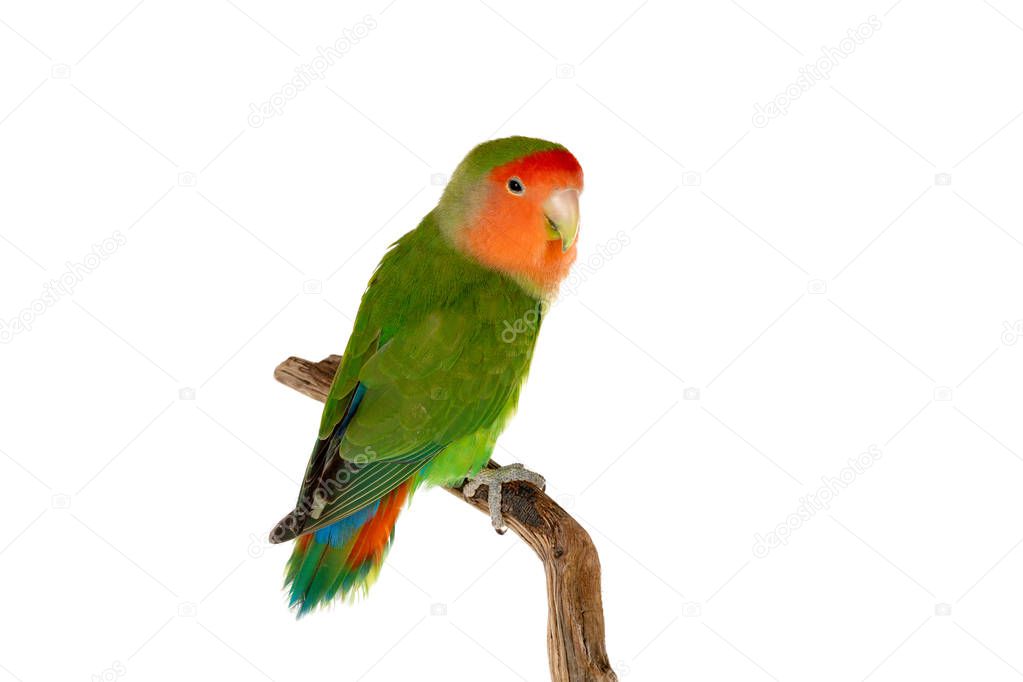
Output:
543 188 580 253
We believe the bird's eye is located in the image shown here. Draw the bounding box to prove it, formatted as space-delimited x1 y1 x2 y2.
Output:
507 177 524 195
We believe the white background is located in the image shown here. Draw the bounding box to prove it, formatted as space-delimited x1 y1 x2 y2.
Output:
2 1 1022 680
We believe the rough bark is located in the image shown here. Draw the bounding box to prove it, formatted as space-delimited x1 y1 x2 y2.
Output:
274 354 618 682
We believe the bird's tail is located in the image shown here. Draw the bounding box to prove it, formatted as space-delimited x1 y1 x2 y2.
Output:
285 480 411 616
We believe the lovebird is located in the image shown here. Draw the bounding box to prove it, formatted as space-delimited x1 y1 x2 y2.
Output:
271 136 583 615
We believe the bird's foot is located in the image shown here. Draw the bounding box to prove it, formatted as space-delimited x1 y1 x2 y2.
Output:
462 463 546 535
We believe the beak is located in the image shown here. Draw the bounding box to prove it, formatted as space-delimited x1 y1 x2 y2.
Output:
543 188 580 253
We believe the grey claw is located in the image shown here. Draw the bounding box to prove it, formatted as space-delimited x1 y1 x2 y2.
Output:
463 463 546 532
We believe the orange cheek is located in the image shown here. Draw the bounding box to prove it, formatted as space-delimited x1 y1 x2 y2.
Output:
464 192 576 294
541 238 577 283
465 197 543 269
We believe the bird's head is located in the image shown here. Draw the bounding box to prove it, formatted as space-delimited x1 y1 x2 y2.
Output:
437 136 583 298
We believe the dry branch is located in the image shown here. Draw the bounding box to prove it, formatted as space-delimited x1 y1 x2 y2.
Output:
274 354 618 682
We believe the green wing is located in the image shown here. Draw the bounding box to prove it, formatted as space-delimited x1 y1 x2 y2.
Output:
273 307 534 541
343 311 522 460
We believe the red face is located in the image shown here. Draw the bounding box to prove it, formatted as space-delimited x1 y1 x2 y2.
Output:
461 149 584 296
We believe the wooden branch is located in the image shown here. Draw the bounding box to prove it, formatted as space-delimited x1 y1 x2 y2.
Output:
274 355 618 682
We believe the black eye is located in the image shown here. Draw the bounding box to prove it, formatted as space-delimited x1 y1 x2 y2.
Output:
507 177 524 195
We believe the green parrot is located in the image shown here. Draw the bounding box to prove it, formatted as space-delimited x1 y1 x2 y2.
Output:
270 136 583 615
